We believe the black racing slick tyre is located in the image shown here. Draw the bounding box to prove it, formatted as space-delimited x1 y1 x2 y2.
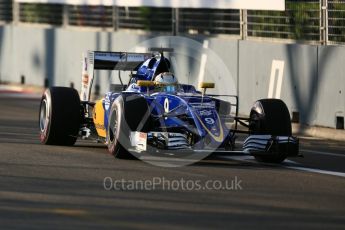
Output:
249 99 292 163
39 87 81 146
107 94 151 159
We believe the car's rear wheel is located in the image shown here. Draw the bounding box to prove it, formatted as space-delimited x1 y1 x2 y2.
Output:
249 99 291 163
39 87 81 145
107 94 151 159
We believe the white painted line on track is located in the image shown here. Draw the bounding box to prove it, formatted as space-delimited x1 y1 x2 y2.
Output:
218 155 345 178
283 159 302 165
301 149 345 158
284 166 345 178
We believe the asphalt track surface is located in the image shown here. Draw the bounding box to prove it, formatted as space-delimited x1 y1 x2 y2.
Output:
0 95 344 229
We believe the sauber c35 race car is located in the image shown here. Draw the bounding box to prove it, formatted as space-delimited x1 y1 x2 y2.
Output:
39 48 299 163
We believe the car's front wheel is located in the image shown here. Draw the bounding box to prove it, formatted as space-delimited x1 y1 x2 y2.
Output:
249 99 292 163
39 87 81 145
107 94 151 159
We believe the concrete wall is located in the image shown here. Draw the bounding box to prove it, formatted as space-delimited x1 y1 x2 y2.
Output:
0 26 239 97
238 41 319 126
0 25 344 129
316 46 345 128
238 40 345 128
0 26 147 92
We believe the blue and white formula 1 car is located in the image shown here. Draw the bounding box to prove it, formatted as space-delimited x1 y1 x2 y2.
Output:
39 48 299 163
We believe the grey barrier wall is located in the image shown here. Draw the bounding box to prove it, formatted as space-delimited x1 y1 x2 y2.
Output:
238 41 319 125
0 25 239 96
238 40 345 128
316 46 345 128
0 25 344 129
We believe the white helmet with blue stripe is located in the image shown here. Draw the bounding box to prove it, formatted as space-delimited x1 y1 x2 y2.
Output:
154 72 178 92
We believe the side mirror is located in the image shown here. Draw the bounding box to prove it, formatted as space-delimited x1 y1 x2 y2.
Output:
137 80 154 87
199 82 215 97
199 82 215 89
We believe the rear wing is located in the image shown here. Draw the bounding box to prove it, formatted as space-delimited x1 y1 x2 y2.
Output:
80 51 151 101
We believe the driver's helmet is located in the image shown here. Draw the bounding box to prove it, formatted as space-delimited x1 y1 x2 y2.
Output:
154 72 178 93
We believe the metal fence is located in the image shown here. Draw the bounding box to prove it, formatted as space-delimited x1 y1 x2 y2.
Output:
328 0 345 43
247 1 320 41
1 1 345 44
68 5 113 28
19 3 63 25
0 0 12 22
178 8 240 35
117 7 173 32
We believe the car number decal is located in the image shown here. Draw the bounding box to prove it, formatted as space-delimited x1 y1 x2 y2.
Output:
164 98 170 113
205 117 215 125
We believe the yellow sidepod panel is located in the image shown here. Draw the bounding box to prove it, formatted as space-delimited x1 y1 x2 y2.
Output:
93 99 106 137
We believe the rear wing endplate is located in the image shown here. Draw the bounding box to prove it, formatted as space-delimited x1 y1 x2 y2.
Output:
80 51 151 101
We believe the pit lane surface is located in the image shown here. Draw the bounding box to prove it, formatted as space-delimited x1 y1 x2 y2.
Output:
0 96 344 230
